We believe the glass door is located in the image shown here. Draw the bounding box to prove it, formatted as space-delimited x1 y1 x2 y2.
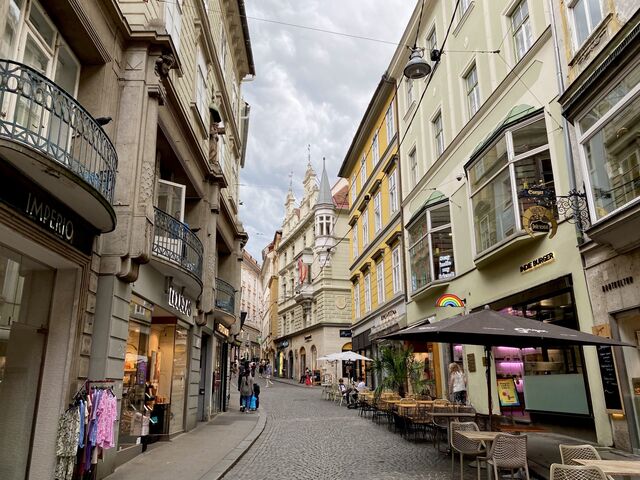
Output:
0 245 55 480
157 179 186 222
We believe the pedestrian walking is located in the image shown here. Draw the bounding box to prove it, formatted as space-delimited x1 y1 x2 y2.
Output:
448 362 468 404
239 371 254 412
258 360 264 378
252 382 260 410
265 362 274 387
250 361 256 377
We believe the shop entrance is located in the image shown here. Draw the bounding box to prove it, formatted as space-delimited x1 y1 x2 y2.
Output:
119 302 189 450
614 309 640 450
288 350 294 379
0 245 55 480
198 333 211 421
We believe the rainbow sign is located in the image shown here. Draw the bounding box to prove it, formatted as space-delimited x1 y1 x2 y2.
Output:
435 294 465 308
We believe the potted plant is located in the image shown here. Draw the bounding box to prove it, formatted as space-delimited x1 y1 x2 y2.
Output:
372 345 426 398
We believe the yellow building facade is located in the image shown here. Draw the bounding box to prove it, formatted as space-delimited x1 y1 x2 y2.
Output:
338 75 408 387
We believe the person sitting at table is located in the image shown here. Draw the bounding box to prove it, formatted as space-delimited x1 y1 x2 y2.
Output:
348 377 367 406
338 378 353 405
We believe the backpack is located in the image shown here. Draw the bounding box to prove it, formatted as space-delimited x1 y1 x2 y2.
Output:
253 384 260 396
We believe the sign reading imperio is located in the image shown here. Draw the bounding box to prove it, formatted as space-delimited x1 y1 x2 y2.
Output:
0 161 95 254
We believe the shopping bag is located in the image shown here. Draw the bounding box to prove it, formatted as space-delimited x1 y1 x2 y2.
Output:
249 394 257 411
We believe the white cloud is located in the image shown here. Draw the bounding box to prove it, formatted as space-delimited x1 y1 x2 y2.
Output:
240 0 415 261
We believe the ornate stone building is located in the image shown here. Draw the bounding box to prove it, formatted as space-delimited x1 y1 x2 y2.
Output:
274 160 352 381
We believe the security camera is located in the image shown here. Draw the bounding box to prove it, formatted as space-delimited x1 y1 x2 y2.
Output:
456 173 465 181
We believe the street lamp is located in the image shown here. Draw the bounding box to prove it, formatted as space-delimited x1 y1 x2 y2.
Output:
403 47 431 80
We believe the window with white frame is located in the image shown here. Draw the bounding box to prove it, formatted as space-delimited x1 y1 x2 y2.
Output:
372 133 380 164
465 64 480 117
389 169 398 213
577 63 640 220
352 223 359 258
362 210 369 246
360 154 367 186
426 28 437 59
433 112 444 158
408 202 455 292
165 0 182 53
467 116 553 253
373 192 382 232
316 215 332 236
406 77 414 109
409 148 418 188
220 24 227 75
196 46 208 121
353 282 361 318
386 101 395 141
458 0 472 18
391 246 401 294
570 0 603 49
511 0 532 61
364 273 371 312
376 260 385 305
351 176 357 203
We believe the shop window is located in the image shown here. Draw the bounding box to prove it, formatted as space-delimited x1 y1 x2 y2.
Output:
576 64 640 221
408 203 455 292
0 244 55 478
467 116 553 254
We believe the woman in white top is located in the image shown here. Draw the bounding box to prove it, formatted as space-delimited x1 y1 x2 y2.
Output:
448 362 467 404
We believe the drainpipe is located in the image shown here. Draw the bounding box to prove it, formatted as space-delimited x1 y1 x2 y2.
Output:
548 0 584 244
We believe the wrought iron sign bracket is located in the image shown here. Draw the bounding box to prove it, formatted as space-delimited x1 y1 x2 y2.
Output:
518 183 590 233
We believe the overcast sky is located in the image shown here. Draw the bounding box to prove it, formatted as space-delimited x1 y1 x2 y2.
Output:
239 0 415 262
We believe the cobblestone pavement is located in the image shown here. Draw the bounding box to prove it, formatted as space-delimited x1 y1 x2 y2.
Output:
222 381 474 480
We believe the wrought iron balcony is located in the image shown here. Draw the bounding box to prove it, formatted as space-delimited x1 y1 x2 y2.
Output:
0 60 118 231
215 278 235 315
152 207 203 283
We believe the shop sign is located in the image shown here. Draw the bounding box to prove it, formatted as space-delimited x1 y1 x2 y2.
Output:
278 340 289 349
522 206 557 239
0 161 95 254
167 286 192 316
438 255 455 279
339 329 352 338
519 252 555 273
215 322 230 338
304 335 312 342
371 309 399 335
497 378 520 407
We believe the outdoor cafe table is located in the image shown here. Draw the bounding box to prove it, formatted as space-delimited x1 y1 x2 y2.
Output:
457 431 502 443
574 460 640 476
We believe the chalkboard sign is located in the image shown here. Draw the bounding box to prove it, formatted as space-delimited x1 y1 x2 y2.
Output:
595 345 623 413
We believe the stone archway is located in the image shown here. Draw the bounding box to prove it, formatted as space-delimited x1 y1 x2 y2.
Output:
299 346 306 377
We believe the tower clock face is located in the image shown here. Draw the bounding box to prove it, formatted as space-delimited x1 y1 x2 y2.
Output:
335 296 346 309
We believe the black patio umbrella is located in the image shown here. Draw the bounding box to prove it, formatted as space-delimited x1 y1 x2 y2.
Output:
382 307 631 428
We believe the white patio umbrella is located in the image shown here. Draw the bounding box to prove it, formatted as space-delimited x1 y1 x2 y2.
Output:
330 351 373 362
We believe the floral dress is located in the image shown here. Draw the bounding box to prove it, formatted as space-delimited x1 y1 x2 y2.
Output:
54 407 81 480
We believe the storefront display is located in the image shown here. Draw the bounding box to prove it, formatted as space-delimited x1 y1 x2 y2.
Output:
118 297 190 450
490 280 589 418
0 245 55 479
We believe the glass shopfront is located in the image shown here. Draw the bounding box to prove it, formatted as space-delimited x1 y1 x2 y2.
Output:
490 277 590 419
119 297 189 449
0 244 55 479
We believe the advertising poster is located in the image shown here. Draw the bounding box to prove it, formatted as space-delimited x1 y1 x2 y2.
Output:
497 378 520 407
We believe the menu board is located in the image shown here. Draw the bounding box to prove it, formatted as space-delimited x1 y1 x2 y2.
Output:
595 345 623 413
497 378 520 407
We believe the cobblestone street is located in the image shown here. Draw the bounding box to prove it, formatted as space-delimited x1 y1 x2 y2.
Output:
223 381 460 480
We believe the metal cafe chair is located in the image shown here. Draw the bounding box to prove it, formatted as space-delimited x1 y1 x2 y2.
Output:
450 421 486 480
550 464 608 480
484 433 530 480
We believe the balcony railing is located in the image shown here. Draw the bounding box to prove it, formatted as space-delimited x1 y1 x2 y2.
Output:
0 59 117 203
152 207 203 280
215 278 235 314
